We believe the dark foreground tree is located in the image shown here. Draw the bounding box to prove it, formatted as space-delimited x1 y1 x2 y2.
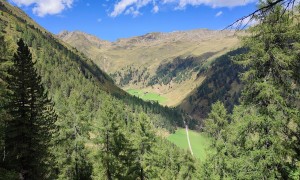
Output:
231 4 300 178
3 39 57 179
202 3 300 179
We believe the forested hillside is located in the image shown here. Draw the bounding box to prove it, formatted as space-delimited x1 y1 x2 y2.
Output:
0 0 198 179
180 48 247 122
0 0 187 131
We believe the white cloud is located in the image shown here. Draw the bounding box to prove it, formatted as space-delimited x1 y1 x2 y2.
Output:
241 16 258 27
152 5 159 13
10 0 74 17
110 0 256 17
109 0 155 17
215 11 222 17
178 0 256 9
124 6 141 17
10 0 36 6
110 0 138 17
162 0 177 4
232 16 258 29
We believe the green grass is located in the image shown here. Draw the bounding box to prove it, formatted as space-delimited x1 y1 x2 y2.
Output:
167 128 212 161
127 89 167 104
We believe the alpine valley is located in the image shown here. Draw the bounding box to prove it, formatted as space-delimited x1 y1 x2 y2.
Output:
1 0 299 179
58 29 245 121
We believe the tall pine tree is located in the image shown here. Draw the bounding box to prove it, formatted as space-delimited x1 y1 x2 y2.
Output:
231 4 300 178
132 113 156 180
202 101 229 179
4 39 56 179
53 90 92 180
202 3 300 179
91 98 138 180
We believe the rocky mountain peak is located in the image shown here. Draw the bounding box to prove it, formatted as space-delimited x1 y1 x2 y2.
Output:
57 30 112 48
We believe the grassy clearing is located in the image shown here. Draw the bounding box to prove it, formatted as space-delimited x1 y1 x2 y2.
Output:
167 128 212 161
127 89 167 104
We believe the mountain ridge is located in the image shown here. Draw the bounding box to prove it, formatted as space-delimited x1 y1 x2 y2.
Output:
58 29 242 108
58 28 238 45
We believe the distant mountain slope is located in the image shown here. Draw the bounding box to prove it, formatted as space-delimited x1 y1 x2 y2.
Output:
0 0 184 131
179 48 246 123
58 30 242 106
0 1 122 95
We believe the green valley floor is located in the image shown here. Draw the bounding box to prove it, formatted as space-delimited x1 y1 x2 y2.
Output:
167 128 212 160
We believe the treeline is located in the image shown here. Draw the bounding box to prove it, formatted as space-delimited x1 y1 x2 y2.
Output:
111 66 150 87
118 94 185 131
148 53 215 86
201 4 300 179
111 52 217 89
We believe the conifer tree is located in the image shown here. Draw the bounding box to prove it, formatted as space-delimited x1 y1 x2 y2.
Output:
92 98 137 180
232 4 300 178
143 137 197 179
177 151 197 180
219 4 300 179
203 3 300 179
204 101 228 142
4 39 56 179
202 101 229 179
143 137 170 178
132 113 156 180
53 90 92 180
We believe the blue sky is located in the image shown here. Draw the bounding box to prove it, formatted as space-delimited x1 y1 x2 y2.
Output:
9 0 257 41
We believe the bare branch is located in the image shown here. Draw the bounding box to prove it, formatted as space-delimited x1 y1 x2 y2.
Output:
223 0 297 30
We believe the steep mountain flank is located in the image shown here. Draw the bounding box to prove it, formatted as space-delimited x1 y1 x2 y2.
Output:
180 48 246 123
0 0 184 131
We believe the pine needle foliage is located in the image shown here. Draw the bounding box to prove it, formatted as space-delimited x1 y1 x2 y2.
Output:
3 39 57 179
203 2 300 179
